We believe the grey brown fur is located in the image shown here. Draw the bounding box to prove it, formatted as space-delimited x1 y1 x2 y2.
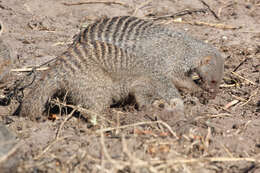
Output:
13 16 224 118
0 21 13 84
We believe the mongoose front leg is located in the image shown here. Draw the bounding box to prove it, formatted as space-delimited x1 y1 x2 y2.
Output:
172 76 203 94
130 76 184 112
154 77 184 112
130 76 159 109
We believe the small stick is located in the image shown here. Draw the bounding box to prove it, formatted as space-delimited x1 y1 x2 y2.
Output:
97 120 179 139
221 143 234 157
133 0 152 16
51 99 115 124
231 71 256 85
220 84 237 88
34 136 71 160
240 91 258 106
11 67 49 72
152 157 260 165
218 2 235 17
152 8 207 20
199 0 220 20
174 20 240 30
0 142 21 164
62 1 129 8
231 94 247 102
100 128 125 170
233 57 251 72
224 100 239 109
55 108 77 139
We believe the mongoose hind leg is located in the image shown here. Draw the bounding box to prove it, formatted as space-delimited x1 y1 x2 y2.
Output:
18 76 61 119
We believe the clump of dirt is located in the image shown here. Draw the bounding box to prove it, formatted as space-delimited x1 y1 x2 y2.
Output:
0 0 259 172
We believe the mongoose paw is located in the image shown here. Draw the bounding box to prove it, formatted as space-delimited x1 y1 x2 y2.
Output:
152 98 184 113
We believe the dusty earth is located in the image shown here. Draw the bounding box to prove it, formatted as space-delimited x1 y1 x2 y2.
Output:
0 0 260 172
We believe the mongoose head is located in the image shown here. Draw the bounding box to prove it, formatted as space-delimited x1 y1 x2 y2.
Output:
195 54 224 98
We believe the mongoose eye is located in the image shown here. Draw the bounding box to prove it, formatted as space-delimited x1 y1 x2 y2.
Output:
193 76 203 86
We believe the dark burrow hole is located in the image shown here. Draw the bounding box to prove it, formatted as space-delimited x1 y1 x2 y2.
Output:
110 94 138 110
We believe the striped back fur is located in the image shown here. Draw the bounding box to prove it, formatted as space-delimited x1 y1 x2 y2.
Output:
55 16 160 76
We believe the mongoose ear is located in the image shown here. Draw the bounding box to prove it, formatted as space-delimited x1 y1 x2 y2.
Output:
200 56 212 66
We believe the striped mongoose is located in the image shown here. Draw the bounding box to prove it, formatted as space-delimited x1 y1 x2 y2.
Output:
2 16 224 118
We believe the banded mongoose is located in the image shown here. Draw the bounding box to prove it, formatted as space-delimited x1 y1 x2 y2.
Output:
10 16 224 118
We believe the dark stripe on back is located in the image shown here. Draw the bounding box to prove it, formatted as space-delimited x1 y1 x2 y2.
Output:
104 17 120 43
110 43 118 72
82 25 90 42
124 49 129 69
67 50 82 71
99 42 108 69
122 19 144 50
111 16 129 45
96 17 110 42
91 41 101 64
73 45 87 68
125 20 148 51
134 21 154 40
88 22 98 42
118 17 138 45
81 43 98 65
106 43 113 71
59 55 76 73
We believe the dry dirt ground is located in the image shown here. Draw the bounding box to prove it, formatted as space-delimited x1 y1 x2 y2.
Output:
0 0 260 172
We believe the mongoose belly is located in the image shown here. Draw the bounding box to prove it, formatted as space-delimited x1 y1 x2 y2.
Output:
17 16 224 119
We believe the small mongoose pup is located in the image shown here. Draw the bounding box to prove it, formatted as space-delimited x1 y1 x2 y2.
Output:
5 16 224 118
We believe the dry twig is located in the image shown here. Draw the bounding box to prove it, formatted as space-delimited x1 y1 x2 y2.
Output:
34 136 72 160
151 157 260 165
172 19 240 30
11 67 49 72
152 8 207 20
224 100 239 109
62 1 129 8
98 120 179 139
100 128 125 170
51 99 114 124
55 108 77 139
0 142 21 164
231 71 256 85
199 0 220 20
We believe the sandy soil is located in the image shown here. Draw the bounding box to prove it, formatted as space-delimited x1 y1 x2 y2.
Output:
0 0 259 172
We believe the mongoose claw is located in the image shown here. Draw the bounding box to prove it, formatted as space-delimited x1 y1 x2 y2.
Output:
169 98 184 112
152 98 184 113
